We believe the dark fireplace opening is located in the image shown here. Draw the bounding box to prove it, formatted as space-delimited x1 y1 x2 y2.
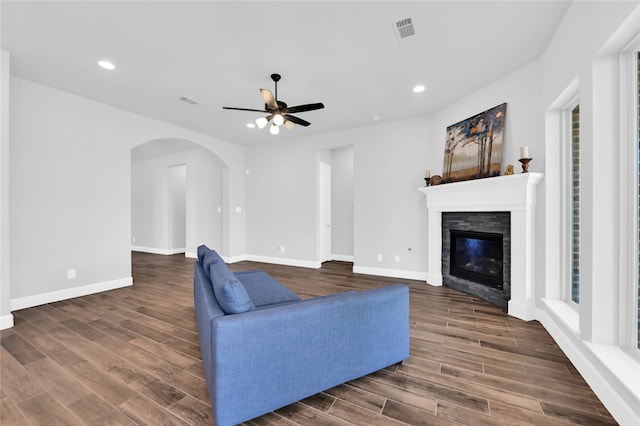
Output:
450 230 503 290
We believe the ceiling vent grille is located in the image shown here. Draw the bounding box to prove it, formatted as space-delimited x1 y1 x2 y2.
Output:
179 96 199 105
395 17 415 40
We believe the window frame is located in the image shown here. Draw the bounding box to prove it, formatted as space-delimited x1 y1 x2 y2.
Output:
618 37 640 354
561 95 581 309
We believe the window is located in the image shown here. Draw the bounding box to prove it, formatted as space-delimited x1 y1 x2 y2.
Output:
636 51 639 349
571 104 580 304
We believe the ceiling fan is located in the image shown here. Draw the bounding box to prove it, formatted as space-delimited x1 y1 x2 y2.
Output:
223 73 324 135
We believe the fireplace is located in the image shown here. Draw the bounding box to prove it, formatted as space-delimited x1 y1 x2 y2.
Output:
450 230 503 290
418 173 543 320
442 211 510 308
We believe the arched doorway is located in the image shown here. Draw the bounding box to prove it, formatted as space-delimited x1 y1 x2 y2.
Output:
131 138 228 259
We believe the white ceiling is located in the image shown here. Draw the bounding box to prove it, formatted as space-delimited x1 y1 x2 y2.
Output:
1 1 571 146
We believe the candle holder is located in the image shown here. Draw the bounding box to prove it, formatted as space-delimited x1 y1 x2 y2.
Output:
518 157 532 173
424 177 431 186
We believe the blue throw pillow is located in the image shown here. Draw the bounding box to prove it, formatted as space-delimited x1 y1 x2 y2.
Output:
209 262 255 314
202 250 223 281
197 244 211 263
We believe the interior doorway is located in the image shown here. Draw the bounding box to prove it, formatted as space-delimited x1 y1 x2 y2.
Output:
317 146 354 264
168 164 187 252
319 162 332 263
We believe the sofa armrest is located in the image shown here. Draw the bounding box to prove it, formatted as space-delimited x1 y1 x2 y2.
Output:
208 284 409 426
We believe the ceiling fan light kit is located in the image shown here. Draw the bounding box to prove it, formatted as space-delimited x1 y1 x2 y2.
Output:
256 117 268 129
223 73 324 135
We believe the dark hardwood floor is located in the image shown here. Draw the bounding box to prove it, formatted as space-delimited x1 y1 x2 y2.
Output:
1 252 617 425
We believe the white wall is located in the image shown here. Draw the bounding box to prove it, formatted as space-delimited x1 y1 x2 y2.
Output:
187 150 224 256
246 118 430 275
0 50 12 328
131 147 224 256
7 76 246 309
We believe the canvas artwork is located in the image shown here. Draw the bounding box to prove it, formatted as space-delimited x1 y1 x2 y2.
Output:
442 103 507 183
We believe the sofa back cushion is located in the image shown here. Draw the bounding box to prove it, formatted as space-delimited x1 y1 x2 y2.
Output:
202 249 223 281
209 261 255 314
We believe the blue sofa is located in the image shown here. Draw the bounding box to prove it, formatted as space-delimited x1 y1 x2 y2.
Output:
193 245 410 426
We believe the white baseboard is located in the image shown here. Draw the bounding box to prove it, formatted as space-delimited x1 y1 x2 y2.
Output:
353 265 428 281
131 246 185 255
185 251 197 259
425 272 443 286
0 313 14 330
507 299 537 322
10 277 133 312
537 304 640 425
331 254 354 262
244 254 321 269
223 254 247 264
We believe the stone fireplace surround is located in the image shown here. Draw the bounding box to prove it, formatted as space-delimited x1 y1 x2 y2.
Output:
418 173 543 321
442 211 511 308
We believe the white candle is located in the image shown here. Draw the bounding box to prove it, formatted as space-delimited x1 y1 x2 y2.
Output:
425 169 431 178
520 146 529 159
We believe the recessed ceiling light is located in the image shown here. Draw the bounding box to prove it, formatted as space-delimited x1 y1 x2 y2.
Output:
98 60 115 70
412 84 426 93
246 123 256 128
373 115 380 121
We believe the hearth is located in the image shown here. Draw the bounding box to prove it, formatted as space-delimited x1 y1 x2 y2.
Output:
442 212 510 308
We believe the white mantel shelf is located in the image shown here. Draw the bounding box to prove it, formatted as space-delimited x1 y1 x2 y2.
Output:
418 172 544 321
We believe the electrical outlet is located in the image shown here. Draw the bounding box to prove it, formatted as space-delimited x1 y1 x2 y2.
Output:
67 269 76 279
377 254 383 262
279 246 285 253
394 255 400 263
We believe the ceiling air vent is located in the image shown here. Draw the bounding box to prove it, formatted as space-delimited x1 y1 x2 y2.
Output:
179 96 200 106
394 17 415 40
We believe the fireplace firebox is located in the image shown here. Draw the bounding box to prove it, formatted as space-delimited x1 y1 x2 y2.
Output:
441 211 510 308
450 230 503 290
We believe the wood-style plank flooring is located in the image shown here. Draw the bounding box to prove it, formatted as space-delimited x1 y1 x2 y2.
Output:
1 252 617 425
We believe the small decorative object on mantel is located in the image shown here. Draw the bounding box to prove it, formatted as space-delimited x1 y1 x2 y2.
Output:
430 175 443 186
504 164 514 175
519 158 532 173
518 146 532 173
424 169 431 186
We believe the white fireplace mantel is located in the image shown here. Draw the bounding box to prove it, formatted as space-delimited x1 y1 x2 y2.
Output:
418 173 543 321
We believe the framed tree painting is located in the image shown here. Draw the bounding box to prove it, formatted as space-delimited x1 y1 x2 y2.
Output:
442 103 506 183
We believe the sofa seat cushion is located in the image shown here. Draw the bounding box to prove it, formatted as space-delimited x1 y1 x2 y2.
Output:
209 261 255 314
234 270 301 307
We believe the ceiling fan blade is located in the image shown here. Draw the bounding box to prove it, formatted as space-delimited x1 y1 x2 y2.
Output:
222 106 268 113
284 114 311 127
260 89 279 111
283 103 324 114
